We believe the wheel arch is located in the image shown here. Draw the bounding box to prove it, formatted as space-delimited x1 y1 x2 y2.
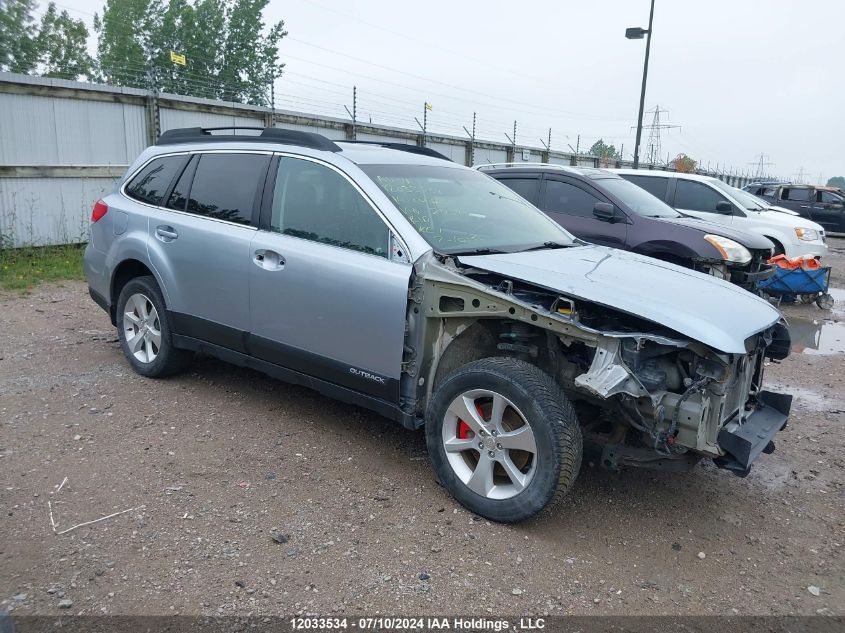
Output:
110 258 168 324
762 234 785 256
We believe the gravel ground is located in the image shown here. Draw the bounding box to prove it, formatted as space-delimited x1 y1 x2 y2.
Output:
1 239 843 617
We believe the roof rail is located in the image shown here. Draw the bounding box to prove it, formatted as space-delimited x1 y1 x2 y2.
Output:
156 126 342 152
340 140 451 162
475 162 574 171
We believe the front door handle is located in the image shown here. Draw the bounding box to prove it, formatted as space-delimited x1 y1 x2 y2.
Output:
253 249 285 271
155 225 178 241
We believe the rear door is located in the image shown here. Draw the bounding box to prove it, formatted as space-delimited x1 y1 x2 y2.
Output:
539 175 628 248
811 189 845 232
145 150 271 350
248 155 412 402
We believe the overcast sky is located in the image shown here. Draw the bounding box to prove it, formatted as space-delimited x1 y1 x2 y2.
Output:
56 0 843 182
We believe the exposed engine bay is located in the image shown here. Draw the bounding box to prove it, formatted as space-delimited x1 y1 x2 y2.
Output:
400 253 792 476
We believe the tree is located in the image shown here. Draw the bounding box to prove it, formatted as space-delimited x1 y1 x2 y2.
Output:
94 0 156 87
826 176 845 190
670 153 697 173
93 0 286 105
588 139 619 162
35 3 95 79
218 0 286 105
0 0 39 73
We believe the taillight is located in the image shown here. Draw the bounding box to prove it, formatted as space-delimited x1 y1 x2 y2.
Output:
91 199 108 223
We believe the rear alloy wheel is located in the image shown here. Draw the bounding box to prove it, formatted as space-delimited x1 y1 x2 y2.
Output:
122 292 161 363
116 276 191 378
426 357 582 522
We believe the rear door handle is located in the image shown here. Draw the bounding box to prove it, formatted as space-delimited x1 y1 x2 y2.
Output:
155 225 178 241
253 249 285 271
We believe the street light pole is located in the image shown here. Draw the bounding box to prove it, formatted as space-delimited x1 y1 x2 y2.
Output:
629 0 655 169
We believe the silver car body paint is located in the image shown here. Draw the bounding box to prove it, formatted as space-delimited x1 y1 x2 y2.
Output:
459 245 781 354
84 135 791 472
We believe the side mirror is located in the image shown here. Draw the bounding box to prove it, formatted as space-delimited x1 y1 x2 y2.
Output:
715 201 733 214
593 202 617 222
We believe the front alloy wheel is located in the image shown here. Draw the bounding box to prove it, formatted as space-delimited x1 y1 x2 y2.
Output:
442 389 538 500
426 357 582 522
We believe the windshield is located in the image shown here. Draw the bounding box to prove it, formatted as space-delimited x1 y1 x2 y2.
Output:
727 185 768 211
597 177 680 218
361 164 576 254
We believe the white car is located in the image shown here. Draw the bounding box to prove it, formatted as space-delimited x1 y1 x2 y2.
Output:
614 169 827 260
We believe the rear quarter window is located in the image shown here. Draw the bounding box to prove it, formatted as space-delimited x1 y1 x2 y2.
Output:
125 155 187 206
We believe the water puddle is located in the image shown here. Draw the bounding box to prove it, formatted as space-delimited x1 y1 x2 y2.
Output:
784 287 845 355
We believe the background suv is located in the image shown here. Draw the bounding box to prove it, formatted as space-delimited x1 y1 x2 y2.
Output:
480 164 773 291
744 183 845 234
84 127 792 522
616 169 829 259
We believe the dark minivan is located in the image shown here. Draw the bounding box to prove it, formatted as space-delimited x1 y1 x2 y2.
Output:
744 183 845 234
481 165 773 291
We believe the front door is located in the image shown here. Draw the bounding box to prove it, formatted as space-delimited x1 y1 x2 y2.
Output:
540 176 628 248
671 179 736 226
811 190 845 233
249 155 412 402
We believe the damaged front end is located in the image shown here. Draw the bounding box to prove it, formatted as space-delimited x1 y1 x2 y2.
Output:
405 252 792 477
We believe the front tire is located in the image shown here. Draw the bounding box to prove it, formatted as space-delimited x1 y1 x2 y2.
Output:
426 357 582 522
116 276 191 377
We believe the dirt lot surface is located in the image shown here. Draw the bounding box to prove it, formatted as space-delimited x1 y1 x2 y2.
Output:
1 239 844 617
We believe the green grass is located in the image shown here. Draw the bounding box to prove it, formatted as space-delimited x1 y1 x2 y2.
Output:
0 244 86 292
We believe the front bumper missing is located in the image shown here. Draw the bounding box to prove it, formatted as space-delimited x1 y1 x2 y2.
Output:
714 390 792 477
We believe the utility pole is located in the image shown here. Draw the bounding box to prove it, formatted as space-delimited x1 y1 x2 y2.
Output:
414 102 431 147
462 112 477 166
633 105 680 166
627 0 656 169
539 128 552 164
748 153 774 179
504 121 517 162
343 86 357 140
792 167 808 184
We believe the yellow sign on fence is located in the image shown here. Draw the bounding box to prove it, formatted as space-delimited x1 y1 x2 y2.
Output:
169 51 186 65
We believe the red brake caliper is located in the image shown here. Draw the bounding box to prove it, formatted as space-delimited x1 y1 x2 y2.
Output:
457 404 485 439
457 420 473 439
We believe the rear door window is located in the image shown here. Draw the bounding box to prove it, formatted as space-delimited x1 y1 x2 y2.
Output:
125 155 188 206
543 179 602 217
781 188 812 202
622 175 669 200
496 177 541 205
673 179 729 213
184 153 270 225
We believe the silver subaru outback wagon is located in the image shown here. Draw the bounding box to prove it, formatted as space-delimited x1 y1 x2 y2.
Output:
85 127 793 522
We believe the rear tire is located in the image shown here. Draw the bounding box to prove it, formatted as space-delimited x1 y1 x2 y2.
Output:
116 276 192 378
426 357 582 523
